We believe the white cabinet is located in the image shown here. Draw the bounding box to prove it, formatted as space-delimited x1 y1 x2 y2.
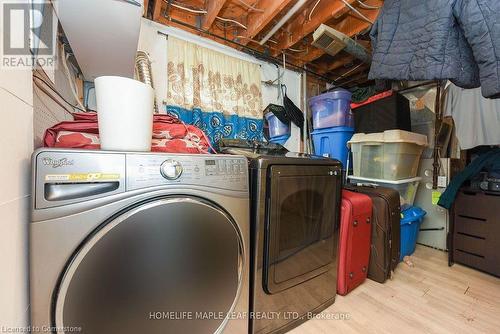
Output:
56 0 143 80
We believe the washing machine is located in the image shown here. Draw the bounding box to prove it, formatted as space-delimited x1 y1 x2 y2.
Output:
220 143 342 334
30 149 250 334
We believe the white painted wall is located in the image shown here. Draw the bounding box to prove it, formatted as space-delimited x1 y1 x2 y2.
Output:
138 18 303 152
0 68 33 330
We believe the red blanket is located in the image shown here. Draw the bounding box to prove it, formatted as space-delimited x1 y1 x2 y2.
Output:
44 113 211 154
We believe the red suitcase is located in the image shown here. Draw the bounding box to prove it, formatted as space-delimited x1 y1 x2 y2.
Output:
337 190 373 295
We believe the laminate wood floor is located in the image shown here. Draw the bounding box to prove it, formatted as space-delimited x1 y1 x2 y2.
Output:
291 245 500 334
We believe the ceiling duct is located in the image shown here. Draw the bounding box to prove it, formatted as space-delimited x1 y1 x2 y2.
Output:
312 24 372 64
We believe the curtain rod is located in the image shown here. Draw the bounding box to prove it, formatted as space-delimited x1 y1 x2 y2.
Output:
156 17 340 85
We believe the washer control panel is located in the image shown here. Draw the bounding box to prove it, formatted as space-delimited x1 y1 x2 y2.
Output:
126 154 248 192
160 159 183 180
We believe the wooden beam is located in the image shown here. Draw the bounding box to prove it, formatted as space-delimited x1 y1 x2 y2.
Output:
272 0 357 56
331 63 369 81
300 47 325 63
201 0 228 30
318 53 355 73
143 0 149 18
152 0 162 20
240 0 295 45
283 0 382 62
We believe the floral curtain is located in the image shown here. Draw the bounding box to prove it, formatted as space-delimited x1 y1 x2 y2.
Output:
166 37 264 143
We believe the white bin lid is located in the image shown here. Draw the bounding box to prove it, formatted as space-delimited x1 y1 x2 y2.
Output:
347 175 423 184
348 130 428 147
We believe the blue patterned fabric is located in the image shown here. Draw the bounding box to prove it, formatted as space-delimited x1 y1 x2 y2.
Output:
166 105 264 144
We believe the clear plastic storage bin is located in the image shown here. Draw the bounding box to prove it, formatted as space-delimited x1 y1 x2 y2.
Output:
309 89 353 130
347 176 422 210
265 112 290 139
348 130 427 180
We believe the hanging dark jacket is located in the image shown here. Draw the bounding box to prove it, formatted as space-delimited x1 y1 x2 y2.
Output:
368 0 500 99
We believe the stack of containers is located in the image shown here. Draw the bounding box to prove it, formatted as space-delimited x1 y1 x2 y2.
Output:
309 89 354 168
265 110 291 145
347 130 428 209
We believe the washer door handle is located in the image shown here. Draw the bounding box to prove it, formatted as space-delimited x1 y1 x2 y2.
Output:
44 182 120 202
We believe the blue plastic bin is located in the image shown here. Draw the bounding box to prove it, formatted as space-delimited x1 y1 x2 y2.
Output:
309 89 353 130
265 112 290 138
269 134 290 145
311 126 354 168
400 206 427 261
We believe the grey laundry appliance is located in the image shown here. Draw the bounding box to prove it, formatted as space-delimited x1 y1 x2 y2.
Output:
414 158 451 250
30 149 250 334
221 143 342 334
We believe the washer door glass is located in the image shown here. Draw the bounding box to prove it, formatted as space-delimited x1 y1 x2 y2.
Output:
54 197 243 334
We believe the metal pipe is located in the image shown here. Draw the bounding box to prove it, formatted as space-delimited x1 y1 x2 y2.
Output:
259 0 308 45
135 51 159 113
301 69 309 153
433 81 443 189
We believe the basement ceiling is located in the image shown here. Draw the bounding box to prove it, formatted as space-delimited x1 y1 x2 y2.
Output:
145 0 383 88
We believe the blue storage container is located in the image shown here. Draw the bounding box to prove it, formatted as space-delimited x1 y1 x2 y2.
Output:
265 112 290 138
311 126 354 168
309 89 353 130
400 206 427 261
269 134 290 145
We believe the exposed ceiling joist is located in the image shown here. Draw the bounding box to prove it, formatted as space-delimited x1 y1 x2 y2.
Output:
150 0 384 85
298 0 382 62
331 63 369 82
143 0 149 17
320 53 355 73
240 0 295 45
272 0 356 56
301 46 326 63
152 0 162 20
201 0 228 30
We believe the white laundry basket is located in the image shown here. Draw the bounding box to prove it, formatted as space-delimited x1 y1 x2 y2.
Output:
95 76 154 151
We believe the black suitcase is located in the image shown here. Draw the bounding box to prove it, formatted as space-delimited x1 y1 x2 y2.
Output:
344 184 401 283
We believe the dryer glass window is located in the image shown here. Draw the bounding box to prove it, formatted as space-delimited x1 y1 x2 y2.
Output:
54 197 243 334
264 165 340 294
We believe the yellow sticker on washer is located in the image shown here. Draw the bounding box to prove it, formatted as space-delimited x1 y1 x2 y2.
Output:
45 173 120 182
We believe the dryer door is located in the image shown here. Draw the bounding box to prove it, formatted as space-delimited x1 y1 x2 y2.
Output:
264 165 341 294
53 197 244 334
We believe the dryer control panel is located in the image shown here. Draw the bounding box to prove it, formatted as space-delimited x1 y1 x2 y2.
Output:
126 153 248 192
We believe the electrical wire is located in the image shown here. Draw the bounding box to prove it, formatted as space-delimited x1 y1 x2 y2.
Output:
214 16 247 30
287 47 306 53
340 0 374 24
170 2 207 14
33 74 87 112
158 18 339 84
261 65 284 86
308 0 321 21
168 1 247 29
235 0 264 13
33 87 73 121
334 63 364 81
60 44 86 111
356 0 381 10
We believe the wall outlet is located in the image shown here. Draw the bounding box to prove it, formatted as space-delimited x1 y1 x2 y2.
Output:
437 175 448 188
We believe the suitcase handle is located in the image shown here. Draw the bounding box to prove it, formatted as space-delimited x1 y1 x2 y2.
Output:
353 182 379 188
